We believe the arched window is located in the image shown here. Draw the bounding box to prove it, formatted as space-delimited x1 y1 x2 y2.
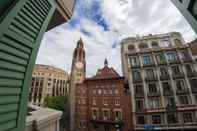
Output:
139 43 148 49
151 41 159 48
128 44 135 51
174 39 182 46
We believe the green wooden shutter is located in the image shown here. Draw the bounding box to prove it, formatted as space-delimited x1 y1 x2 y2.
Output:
0 0 56 131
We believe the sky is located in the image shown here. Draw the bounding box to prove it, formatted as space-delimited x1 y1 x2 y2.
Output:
36 0 197 77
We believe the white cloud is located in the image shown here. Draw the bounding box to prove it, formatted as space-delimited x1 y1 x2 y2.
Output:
36 0 197 77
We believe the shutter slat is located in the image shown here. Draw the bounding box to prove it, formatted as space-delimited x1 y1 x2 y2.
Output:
0 96 20 105
0 104 18 114
0 112 18 124
0 78 23 87
0 88 21 95
0 69 24 79
0 120 17 131
0 52 27 66
0 60 26 73
0 42 29 60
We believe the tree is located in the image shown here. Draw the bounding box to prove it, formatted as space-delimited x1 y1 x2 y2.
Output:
44 96 67 111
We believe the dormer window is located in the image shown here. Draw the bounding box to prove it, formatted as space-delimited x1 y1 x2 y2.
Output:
151 41 159 48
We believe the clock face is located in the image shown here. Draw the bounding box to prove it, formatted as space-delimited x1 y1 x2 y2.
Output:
75 62 83 68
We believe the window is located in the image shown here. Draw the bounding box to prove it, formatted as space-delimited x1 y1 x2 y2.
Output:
179 96 189 105
114 99 120 106
185 65 193 73
176 80 185 91
137 116 145 124
160 67 168 75
103 110 110 120
156 53 166 64
183 112 193 123
152 115 161 124
136 99 144 111
134 84 144 95
114 89 119 94
174 39 182 46
115 111 122 120
92 99 96 105
167 114 178 124
162 82 171 92
132 70 141 81
171 66 181 75
161 40 170 47
152 41 159 48
148 83 157 93
180 50 191 60
166 97 175 106
129 56 140 67
103 99 108 105
149 98 161 108
139 43 148 49
92 109 98 120
167 52 178 62
143 55 152 65
128 44 135 51
189 79 197 88
146 69 155 78
98 89 102 94
93 89 96 94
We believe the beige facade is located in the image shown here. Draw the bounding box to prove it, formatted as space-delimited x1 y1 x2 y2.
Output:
29 64 69 106
121 32 197 130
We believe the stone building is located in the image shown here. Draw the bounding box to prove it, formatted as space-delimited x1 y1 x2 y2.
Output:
29 64 69 106
189 39 197 60
121 32 197 131
75 59 132 131
69 38 86 131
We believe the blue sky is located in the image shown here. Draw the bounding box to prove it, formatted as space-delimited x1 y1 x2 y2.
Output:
36 0 197 76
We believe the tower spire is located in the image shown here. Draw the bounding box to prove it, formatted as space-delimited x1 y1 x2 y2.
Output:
104 58 108 66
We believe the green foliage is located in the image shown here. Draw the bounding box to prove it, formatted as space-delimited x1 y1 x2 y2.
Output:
44 96 67 111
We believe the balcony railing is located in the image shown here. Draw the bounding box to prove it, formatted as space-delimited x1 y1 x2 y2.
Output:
133 78 143 83
148 92 161 97
157 60 167 65
135 92 144 98
181 57 193 63
169 59 181 64
160 74 170 81
176 88 189 95
172 72 184 79
131 64 141 68
163 90 174 96
145 76 158 82
143 62 155 67
187 71 197 77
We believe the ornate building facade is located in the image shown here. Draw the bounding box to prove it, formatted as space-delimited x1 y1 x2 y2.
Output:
75 59 132 131
29 64 69 106
69 38 86 131
121 32 197 131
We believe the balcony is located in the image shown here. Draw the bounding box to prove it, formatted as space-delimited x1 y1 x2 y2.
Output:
187 71 197 77
135 92 144 98
136 108 145 113
176 88 189 95
133 78 143 83
160 74 170 81
145 76 158 82
169 59 181 65
172 73 185 79
148 92 161 97
163 90 174 96
181 57 193 63
157 60 167 65
131 64 141 68
143 63 155 67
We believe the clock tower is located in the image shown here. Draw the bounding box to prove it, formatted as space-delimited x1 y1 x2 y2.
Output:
69 38 86 131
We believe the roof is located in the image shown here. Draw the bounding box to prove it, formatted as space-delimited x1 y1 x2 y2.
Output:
89 59 120 80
